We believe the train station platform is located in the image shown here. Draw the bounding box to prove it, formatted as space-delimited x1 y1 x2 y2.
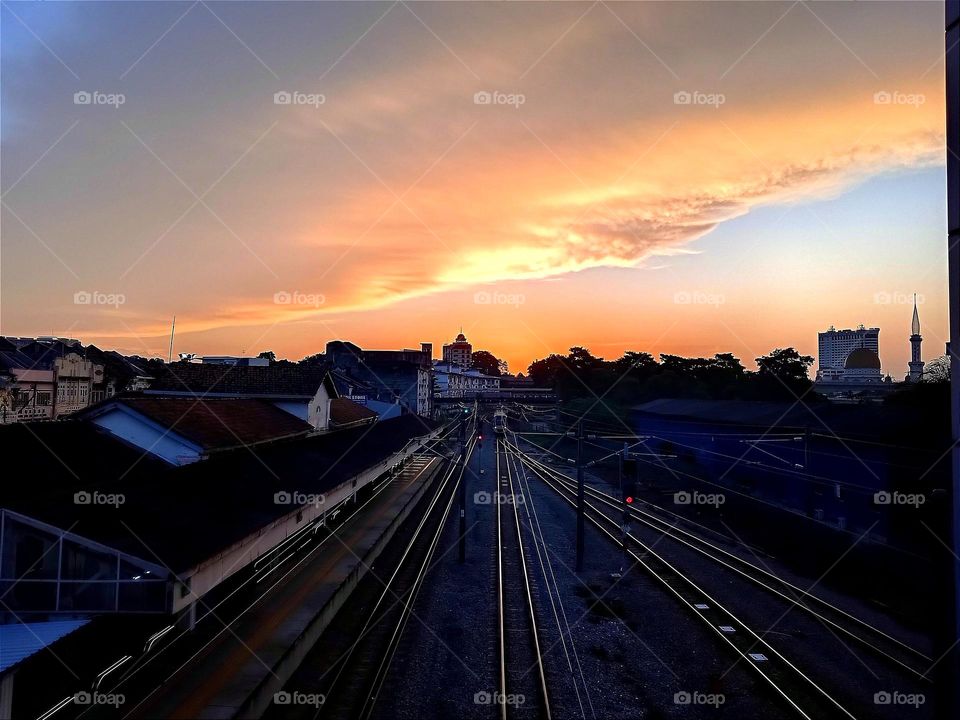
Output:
128 453 445 720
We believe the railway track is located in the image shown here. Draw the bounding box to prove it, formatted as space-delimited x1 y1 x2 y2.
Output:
516 442 932 683
504 434 859 720
502 437 596 719
495 437 551 719
319 437 475 720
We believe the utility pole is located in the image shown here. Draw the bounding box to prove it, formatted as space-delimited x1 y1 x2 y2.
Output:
459 413 466 563
576 419 585 572
621 442 630 546
636 449 641 491
617 442 623 499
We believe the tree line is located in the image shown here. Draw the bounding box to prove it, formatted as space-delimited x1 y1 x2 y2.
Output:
525 346 817 403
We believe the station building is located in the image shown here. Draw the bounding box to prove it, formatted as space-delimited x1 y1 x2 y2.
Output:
0 407 440 712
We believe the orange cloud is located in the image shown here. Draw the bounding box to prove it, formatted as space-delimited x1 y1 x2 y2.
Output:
81 81 942 348
282 87 943 315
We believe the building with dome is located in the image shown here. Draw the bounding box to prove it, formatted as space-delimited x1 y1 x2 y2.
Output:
442 331 473 368
842 347 883 383
814 340 891 397
814 324 885 393
815 300 924 396
816 325 879 382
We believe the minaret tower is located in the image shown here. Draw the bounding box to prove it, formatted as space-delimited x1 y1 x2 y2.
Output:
908 294 923 382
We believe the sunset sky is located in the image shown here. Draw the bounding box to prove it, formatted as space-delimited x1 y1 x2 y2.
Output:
1 1 948 375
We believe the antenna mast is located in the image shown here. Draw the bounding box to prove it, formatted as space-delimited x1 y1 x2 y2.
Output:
167 315 176 363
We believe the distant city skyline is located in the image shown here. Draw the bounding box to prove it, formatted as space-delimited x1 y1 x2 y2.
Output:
2 2 948 375
0 300 930 383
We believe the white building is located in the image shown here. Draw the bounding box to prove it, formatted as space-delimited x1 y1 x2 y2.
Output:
0 368 55 423
433 361 500 398
817 325 880 381
53 353 104 418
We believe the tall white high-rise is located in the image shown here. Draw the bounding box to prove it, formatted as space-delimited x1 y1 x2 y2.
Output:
817 325 880 381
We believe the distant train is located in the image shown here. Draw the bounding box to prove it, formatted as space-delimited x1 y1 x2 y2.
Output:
492 409 507 436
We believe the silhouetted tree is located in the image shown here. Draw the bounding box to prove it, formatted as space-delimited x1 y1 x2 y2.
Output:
756 348 812 381
567 346 603 373
298 353 326 366
755 347 814 398
923 355 950 383
471 350 506 376
713 353 745 375
529 344 822 405
613 351 657 375
527 354 567 387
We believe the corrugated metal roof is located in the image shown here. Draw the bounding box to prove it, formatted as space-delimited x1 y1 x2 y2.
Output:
0 619 89 674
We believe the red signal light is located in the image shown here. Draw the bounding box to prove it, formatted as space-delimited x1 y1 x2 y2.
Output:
625 496 634 504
